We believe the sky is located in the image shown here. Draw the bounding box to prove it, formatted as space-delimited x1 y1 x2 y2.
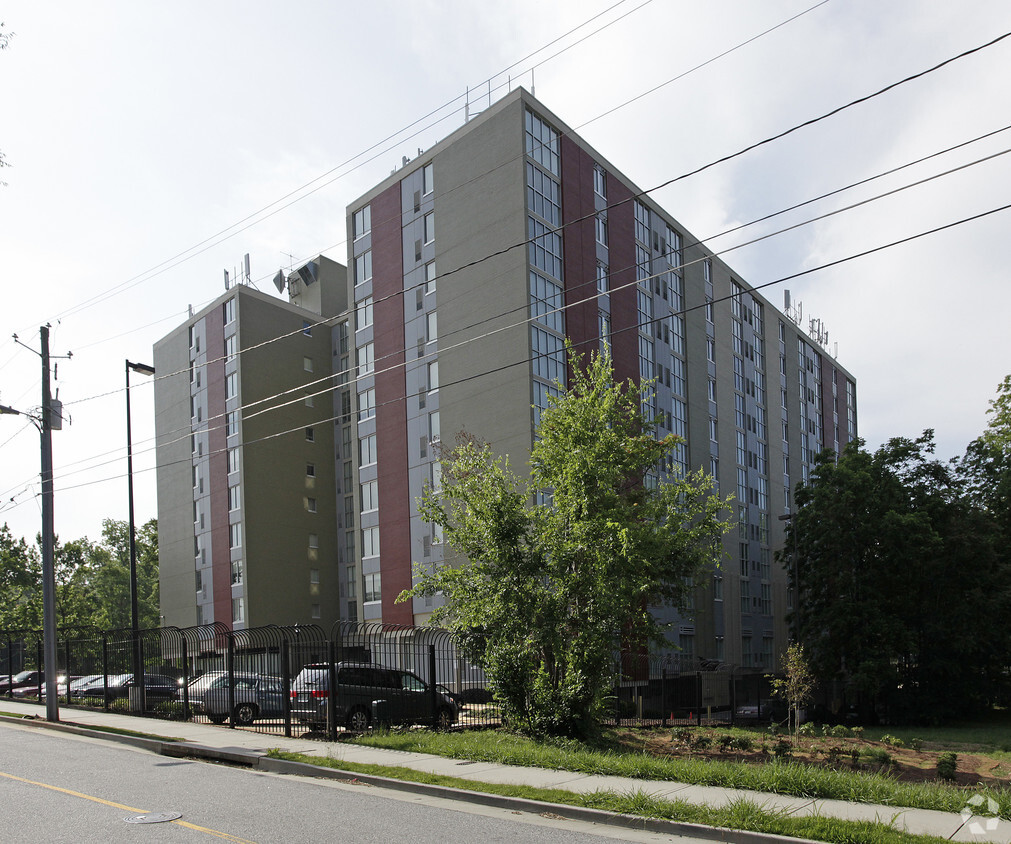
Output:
1 0 1009 546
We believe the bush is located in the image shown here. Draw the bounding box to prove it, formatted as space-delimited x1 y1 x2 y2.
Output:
717 734 735 751
731 736 754 752
109 697 131 713
798 721 817 736
850 726 864 739
937 751 958 781
772 738 793 758
862 747 892 768
880 734 904 748
825 745 845 765
828 724 852 738
910 737 924 752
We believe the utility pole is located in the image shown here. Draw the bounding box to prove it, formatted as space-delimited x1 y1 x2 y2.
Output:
39 325 60 722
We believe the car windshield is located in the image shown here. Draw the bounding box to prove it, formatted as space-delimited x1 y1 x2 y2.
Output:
12 670 35 683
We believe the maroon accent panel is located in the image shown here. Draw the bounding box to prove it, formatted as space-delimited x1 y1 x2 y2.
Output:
205 306 231 629
607 179 638 385
559 136 598 368
371 183 413 625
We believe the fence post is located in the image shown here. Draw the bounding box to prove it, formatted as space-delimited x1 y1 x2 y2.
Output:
281 638 292 738
428 644 437 726
327 640 338 739
139 633 147 713
64 639 72 704
101 634 109 711
5 636 11 695
36 639 43 699
181 638 190 721
227 634 235 729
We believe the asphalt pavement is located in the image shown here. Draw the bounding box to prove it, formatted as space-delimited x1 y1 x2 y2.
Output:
0 697 1006 843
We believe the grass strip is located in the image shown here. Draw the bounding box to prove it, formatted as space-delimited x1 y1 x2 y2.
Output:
349 730 1011 819
266 749 951 844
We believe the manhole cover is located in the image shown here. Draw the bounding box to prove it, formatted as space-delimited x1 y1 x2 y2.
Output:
123 812 182 824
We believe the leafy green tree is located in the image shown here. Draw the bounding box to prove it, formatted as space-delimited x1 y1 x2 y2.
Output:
401 350 731 739
770 643 815 740
0 524 41 631
783 431 1008 722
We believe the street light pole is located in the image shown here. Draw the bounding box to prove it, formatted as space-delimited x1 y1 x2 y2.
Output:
126 359 155 710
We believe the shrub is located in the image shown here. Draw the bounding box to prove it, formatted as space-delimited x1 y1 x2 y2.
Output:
693 735 712 750
717 734 735 751
910 737 924 752
825 745 845 765
109 697 131 713
154 701 187 721
731 736 754 752
850 726 864 739
773 739 793 758
862 747 892 768
798 722 816 736
880 734 904 748
937 752 958 781
828 724 852 738
673 727 693 746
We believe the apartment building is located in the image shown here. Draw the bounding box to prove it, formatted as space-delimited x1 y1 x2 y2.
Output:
154 88 857 669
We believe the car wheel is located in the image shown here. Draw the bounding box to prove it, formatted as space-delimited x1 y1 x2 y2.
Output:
234 703 258 726
208 713 227 725
435 707 454 730
347 707 371 732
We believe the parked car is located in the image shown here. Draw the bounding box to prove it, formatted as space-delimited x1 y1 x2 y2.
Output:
0 670 44 696
184 672 286 725
291 663 457 731
12 673 92 698
71 673 178 704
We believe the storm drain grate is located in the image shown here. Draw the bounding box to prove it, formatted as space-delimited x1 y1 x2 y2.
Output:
123 812 182 824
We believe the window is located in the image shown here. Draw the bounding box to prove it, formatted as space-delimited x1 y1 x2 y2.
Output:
593 165 606 198
429 411 440 442
227 447 240 475
356 296 373 330
526 162 561 225
231 597 244 624
353 205 371 240
364 572 381 603
308 533 319 551
530 272 564 333
224 334 236 363
360 480 378 513
228 485 240 512
231 560 243 585
225 372 238 400
229 522 242 549
594 214 608 247
357 343 374 377
226 410 238 437
354 251 372 286
423 212 435 245
431 461 442 493
525 110 559 175
599 311 611 352
428 361 439 392
706 337 716 363
422 162 434 196
360 433 377 466
424 261 436 294
305 427 314 442
596 263 608 295
305 462 315 479
303 320 312 337
193 464 201 491
426 312 438 343
362 526 379 558
358 388 375 421
303 356 313 373
195 569 203 593
311 603 321 619
306 497 317 513
528 218 562 279
223 298 236 325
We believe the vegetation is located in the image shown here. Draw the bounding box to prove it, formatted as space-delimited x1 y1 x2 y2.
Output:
400 349 730 739
351 727 1011 818
266 749 958 843
770 643 815 740
780 379 1011 722
0 518 160 633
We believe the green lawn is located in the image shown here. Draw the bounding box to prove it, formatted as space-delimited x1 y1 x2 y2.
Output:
348 726 1011 818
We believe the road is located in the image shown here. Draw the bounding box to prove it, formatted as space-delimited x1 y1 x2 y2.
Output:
0 722 716 843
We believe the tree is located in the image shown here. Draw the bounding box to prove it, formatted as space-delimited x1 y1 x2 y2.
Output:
0 524 41 631
782 431 1009 723
400 350 731 739
770 643 814 740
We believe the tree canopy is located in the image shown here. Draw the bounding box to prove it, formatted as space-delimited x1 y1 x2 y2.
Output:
401 350 730 738
782 401 1011 723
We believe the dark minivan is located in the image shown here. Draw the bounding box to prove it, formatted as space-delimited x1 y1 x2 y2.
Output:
290 663 457 731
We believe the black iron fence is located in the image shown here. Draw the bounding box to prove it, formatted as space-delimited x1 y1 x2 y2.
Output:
2 625 773 734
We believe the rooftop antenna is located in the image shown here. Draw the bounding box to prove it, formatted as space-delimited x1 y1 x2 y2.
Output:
465 86 469 123
243 253 251 284
531 68 535 97
223 269 230 290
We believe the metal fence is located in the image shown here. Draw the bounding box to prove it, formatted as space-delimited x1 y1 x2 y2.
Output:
2 625 772 734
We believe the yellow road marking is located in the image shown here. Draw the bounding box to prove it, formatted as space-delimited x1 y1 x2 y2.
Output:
0 770 256 843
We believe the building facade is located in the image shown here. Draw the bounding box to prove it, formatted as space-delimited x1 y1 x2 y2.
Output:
155 89 857 668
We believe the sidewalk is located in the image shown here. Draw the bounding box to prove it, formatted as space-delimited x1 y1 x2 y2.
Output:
1 697 1006 843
